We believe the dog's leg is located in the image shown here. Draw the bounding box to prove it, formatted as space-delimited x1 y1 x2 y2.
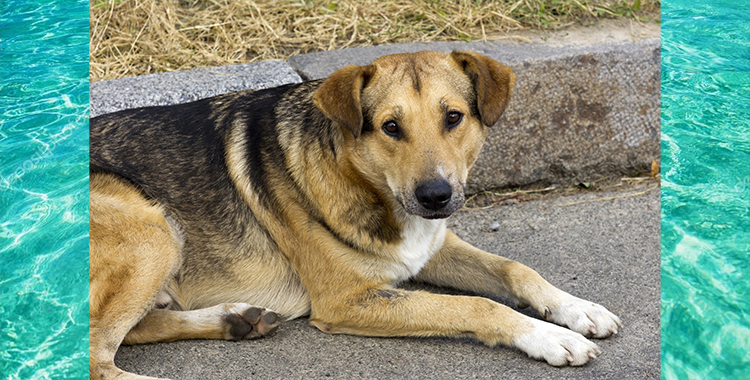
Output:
122 303 281 344
89 176 183 380
414 230 622 339
310 286 600 366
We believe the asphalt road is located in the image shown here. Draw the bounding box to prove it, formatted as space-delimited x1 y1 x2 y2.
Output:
115 183 660 380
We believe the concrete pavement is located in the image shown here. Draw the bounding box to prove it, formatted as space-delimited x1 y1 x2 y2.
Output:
114 183 660 379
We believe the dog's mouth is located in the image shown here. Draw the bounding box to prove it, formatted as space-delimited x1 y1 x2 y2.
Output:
401 200 464 220
419 212 455 220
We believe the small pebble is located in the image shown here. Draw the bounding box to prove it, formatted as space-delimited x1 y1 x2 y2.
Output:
489 221 500 231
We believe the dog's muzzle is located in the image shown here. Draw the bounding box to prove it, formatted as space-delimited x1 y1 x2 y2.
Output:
415 179 452 211
406 178 464 219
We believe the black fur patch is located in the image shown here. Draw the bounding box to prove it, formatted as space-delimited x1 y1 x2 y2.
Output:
356 288 407 305
404 55 421 93
317 217 361 252
240 90 289 213
376 289 401 299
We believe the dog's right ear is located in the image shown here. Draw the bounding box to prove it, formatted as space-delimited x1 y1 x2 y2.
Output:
313 65 374 138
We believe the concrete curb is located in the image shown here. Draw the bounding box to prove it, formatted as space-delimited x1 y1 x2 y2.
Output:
287 38 661 192
89 32 660 193
89 60 302 117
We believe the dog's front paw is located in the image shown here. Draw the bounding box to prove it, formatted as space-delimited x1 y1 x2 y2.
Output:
544 295 622 338
222 304 281 340
513 318 601 366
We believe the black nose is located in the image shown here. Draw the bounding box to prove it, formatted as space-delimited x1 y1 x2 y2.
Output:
415 179 453 211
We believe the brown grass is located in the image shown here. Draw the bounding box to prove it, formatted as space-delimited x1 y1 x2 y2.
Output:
90 0 660 82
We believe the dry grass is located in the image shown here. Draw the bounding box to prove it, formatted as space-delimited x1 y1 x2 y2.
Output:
90 0 660 82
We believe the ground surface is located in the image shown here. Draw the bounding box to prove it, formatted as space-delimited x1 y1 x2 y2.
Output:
115 183 660 380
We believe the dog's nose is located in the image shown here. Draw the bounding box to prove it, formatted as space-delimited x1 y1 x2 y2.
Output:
415 179 453 211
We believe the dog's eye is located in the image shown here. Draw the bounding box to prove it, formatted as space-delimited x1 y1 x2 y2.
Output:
382 121 399 137
446 111 463 129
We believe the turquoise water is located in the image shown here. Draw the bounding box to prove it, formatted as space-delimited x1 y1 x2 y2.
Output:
661 0 750 379
0 0 89 378
2 0 749 378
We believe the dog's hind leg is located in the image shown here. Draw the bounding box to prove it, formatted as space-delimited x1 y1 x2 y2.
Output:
122 303 281 344
89 173 183 380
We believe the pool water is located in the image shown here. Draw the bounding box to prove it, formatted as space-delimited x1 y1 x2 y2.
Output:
661 0 750 378
1 0 749 378
0 0 89 378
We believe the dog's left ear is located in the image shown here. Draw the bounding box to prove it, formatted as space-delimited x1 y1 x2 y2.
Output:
450 51 516 127
313 65 374 138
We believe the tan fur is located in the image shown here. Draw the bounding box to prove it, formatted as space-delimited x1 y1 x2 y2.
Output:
90 173 183 379
90 51 620 379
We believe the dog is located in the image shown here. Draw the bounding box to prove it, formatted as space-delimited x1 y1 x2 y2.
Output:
89 50 622 379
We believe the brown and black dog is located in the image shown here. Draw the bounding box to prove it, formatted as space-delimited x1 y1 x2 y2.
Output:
89 51 621 379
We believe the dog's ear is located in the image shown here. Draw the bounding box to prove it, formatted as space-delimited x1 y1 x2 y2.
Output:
450 51 516 127
313 65 374 138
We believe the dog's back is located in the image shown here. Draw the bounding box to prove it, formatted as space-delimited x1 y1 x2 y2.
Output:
89 84 316 315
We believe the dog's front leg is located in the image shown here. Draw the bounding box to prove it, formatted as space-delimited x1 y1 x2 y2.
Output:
414 230 622 339
310 287 600 366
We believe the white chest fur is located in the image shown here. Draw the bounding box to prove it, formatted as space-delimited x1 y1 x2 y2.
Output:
388 216 447 282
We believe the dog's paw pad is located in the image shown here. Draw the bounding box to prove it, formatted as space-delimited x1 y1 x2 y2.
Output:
223 305 280 340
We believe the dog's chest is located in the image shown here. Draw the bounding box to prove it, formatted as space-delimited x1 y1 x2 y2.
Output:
389 217 447 282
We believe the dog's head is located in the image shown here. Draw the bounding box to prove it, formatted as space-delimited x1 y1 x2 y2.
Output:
313 51 515 220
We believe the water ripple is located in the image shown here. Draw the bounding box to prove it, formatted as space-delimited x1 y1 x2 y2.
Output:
661 0 750 378
1 0 89 378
